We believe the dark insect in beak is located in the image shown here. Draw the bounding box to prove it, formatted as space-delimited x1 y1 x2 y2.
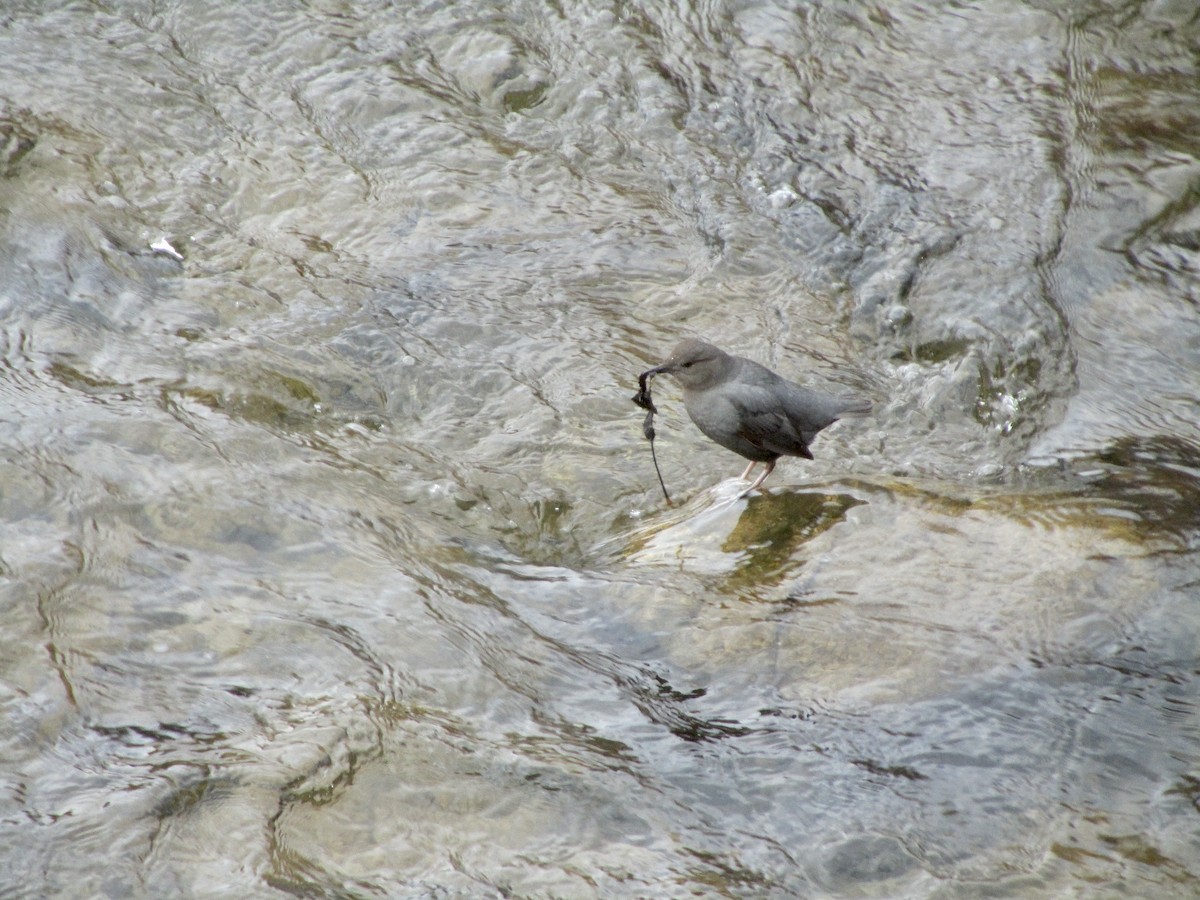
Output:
632 368 671 504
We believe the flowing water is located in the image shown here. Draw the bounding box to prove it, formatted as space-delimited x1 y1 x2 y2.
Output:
2 1 1198 897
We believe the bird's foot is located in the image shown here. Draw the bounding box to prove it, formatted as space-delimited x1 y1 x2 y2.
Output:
740 460 775 495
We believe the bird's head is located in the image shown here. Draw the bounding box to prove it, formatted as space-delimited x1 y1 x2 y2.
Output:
642 339 732 391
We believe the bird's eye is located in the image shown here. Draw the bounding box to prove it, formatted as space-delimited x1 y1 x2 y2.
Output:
682 361 695 368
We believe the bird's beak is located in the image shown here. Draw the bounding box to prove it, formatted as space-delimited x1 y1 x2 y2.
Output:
639 363 670 379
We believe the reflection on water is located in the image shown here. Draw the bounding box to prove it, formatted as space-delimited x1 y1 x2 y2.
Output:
2 0 1199 896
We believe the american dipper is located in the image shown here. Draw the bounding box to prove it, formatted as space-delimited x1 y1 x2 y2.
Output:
640 338 871 492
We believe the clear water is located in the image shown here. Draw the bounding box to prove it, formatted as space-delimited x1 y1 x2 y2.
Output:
1 1 1198 896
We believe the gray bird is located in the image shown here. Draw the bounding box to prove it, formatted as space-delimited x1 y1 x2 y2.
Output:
641 338 871 493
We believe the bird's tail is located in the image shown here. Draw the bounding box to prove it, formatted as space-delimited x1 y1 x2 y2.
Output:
837 398 872 417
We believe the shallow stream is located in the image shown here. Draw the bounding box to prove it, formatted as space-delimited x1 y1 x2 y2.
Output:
2 1 1198 896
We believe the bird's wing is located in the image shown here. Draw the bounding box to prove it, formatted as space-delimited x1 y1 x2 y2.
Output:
776 384 848 447
725 383 814 460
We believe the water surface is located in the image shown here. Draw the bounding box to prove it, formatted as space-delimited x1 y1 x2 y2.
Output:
1 1 1198 896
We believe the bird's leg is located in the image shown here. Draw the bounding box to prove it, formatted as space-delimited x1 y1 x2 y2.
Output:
739 460 757 481
742 460 775 495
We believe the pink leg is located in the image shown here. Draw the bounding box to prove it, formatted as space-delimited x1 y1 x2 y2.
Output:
739 460 757 481
743 460 776 494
